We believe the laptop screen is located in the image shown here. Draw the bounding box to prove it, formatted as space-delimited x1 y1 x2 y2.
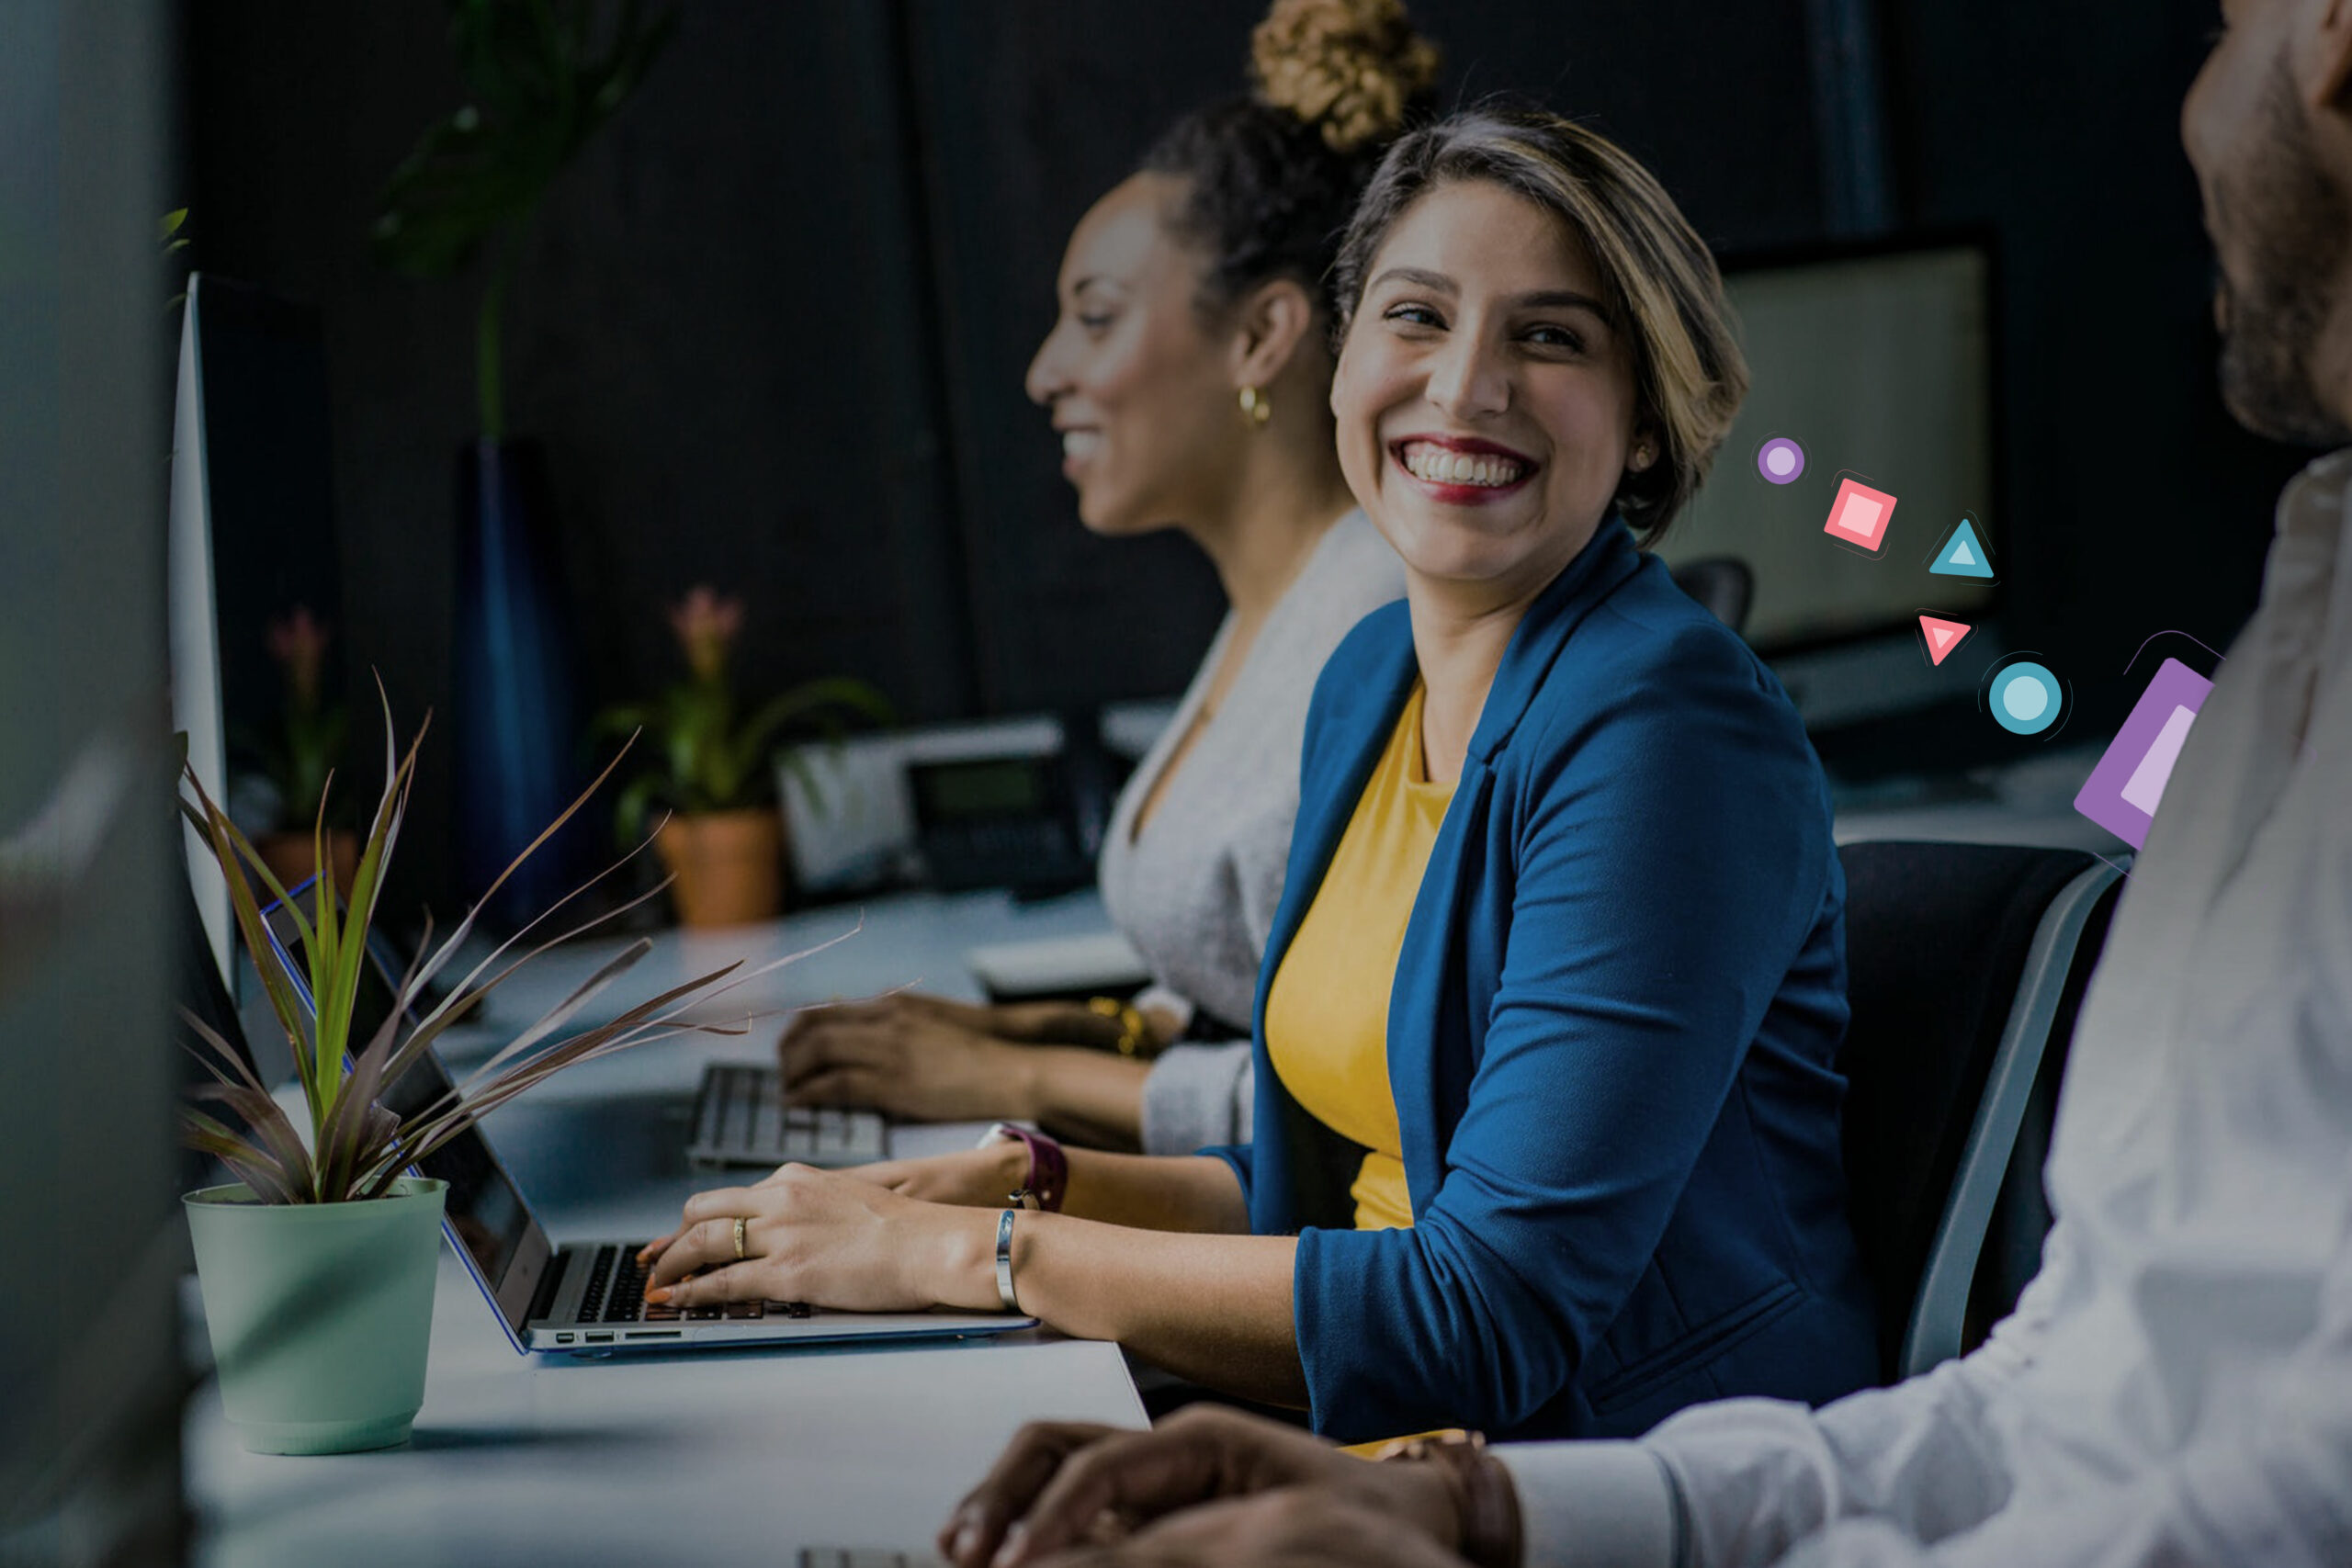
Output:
258 893 543 1307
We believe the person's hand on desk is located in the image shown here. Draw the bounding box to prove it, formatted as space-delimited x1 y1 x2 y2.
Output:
937 1406 1492 1568
779 993 1169 1147
633 1164 1007 1315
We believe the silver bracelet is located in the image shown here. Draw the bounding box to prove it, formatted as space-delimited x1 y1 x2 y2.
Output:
994 1208 1021 1313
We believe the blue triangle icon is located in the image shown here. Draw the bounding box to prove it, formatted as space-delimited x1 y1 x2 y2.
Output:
1931 519 1996 579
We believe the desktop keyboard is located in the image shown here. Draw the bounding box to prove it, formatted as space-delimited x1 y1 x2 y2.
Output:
692 1063 887 1167
798 1551 929 1568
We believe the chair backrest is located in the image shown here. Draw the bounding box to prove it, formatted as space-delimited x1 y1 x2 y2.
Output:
1668 556 1755 637
1835 840 2121 1380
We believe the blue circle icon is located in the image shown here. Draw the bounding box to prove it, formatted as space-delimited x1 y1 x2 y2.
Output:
1989 661 2063 735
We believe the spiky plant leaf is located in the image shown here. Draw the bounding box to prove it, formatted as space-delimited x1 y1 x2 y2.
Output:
179 684 847 1205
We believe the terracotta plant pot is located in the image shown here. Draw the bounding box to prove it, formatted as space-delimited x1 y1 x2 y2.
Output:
655 808 785 927
255 828 361 897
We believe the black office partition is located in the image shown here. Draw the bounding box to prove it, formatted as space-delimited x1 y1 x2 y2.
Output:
0 0 186 1561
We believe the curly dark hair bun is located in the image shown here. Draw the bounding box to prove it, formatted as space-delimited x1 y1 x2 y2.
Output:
1252 0 1441 154
1140 0 1438 315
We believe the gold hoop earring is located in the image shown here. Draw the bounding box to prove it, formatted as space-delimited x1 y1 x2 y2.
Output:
1238 386 1272 427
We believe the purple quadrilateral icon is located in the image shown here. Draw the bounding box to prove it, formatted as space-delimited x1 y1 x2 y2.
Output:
2074 657 2214 849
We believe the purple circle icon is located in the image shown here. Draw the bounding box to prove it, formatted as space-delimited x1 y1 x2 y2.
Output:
1757 437 1806 485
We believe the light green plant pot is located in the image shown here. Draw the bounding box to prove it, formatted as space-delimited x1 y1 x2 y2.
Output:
185 1177 447 1455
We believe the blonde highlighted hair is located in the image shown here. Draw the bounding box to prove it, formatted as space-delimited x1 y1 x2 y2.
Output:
1331 104 1747 544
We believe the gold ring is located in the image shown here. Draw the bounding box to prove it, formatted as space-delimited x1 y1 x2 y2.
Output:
732 1216 748 1262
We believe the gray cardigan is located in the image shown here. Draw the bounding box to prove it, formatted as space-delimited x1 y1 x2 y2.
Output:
1095 511 1403 1155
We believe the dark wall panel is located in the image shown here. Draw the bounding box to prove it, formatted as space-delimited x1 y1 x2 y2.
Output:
184 0 2298 903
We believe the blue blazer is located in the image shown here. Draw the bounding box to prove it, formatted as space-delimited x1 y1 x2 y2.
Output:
1208 523 1878 1442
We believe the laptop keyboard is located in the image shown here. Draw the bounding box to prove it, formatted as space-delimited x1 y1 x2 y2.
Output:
572 1243 815 1325
699 1064 886 1166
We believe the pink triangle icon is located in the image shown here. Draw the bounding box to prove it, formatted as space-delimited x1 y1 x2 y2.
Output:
1918 615 1974 666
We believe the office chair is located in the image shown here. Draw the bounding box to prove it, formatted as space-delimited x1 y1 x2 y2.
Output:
1835 840 2123 1381
1668 556 1755 637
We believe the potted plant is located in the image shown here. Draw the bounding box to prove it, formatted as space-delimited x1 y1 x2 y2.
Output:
372 0 680 927
594 587 892 927
178 693 781 1455
244 605 356 896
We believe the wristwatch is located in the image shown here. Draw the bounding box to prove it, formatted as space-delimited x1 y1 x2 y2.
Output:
978 1122 1068 1212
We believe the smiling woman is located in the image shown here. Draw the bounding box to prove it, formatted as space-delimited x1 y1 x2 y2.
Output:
640 103 1879 1448
1230 104 1875 1438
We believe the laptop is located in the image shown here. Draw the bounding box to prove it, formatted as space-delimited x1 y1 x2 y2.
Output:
255 884 1034 1356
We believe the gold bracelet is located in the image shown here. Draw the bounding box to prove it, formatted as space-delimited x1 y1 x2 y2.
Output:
1084 996 1152 1058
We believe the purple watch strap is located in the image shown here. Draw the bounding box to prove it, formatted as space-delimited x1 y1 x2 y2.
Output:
990 1123 1068 1213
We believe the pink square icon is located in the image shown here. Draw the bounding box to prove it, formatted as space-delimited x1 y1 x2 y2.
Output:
1823 478 1898 555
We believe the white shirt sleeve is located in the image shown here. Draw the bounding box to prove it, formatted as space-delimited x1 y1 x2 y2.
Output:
1770 1172 2352 1567
1495 1224 2077 1568
1494 1441 1680 1567
1507 1201 2352 1568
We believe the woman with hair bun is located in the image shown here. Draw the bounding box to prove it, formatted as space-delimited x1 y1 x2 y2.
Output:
772 0 1428 1157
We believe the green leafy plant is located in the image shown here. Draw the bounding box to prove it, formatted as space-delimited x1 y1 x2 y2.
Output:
591 587 896 847
371 0 680 441
176 688 823 1205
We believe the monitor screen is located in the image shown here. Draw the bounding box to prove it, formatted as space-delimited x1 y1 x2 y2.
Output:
170 275 346 981
1660 243 1997 654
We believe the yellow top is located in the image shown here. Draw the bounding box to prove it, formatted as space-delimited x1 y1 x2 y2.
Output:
1263 682 1454 1231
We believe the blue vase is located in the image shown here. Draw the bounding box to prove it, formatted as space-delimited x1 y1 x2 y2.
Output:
453 438 582 930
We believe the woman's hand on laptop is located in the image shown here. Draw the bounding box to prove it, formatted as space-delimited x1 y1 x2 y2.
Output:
634 1165 1011 1316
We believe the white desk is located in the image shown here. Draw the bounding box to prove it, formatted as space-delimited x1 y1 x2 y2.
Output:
188 888 1145 1567
187 1280 1140 1565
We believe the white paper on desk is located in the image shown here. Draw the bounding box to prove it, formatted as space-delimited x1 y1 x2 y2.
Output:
964 931 1149 998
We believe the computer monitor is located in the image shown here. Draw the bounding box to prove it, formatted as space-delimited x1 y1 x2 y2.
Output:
167 273 345 982
1659 238 2000 731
